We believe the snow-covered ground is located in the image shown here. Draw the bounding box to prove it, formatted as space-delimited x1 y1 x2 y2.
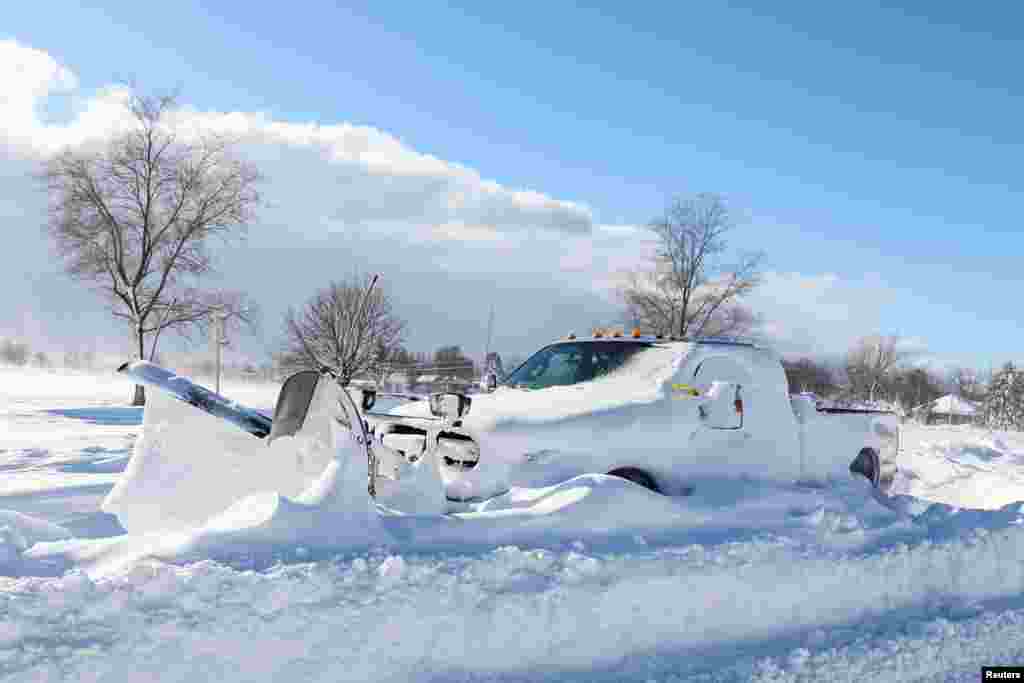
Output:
1 367 1024 681
891 423 1024 510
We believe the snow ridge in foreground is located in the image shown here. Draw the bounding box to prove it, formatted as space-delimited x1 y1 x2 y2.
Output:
5 518 1024 681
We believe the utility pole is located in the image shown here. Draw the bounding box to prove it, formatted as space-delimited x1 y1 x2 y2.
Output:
212 309 228 395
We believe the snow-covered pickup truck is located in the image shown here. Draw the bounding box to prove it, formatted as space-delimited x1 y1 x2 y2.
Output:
364 335 900 502
114 335 900 524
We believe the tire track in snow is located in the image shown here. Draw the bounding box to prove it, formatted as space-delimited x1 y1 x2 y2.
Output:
4 521 1024 681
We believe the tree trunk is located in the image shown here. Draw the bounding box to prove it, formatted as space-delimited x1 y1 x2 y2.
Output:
132 326 146 406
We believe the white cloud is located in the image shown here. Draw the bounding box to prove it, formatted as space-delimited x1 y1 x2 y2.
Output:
0 39 77 146
548 234 916 360
0 39 591 237
0 41 139 157
749 271 908 358
0 39 611 355
0 39 939 363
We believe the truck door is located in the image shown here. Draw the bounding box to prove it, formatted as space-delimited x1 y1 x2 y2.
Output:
692 357 750 452
693 357 750 428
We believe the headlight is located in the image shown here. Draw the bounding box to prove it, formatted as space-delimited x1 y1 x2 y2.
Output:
437 431 480 470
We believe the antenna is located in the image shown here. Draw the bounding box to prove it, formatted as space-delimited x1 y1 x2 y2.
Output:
483 304 495 370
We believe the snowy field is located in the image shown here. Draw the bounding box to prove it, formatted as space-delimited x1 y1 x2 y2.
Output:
2 367 1024 681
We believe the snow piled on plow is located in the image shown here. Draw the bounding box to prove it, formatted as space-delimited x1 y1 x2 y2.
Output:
101 384 353 534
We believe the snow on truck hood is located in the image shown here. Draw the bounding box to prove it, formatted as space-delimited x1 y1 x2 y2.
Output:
390 342 693 429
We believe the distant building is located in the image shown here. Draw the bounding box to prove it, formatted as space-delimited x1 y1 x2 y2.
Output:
913 394 979 426
484 352 505 379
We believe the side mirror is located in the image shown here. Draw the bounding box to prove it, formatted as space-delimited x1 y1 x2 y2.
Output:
484 373 498 393
429 392 472 420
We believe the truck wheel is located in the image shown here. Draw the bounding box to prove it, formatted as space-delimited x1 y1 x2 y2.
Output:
607 467 660 494
849 448 880 487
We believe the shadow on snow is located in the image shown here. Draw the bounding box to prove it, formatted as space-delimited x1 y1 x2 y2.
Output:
45 407 143 426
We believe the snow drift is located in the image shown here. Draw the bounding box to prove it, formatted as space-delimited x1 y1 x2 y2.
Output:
8 365 1024 679
102 377 380 546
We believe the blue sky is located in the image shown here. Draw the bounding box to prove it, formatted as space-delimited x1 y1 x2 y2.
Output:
2 2 1022 370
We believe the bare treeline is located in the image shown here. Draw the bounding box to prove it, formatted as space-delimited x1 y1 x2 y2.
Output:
784 356 949 410
783 333 991 416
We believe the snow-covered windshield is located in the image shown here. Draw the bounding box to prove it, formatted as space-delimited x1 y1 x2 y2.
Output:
503 341 652 389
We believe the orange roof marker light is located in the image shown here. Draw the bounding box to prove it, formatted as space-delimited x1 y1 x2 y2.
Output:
566 332 577 340
593 329 604 338
612 329 623 338
631 328 642 338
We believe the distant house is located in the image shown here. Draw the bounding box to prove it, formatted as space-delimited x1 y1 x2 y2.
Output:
913 394 979 426
355 369 480 396
484 352 505 379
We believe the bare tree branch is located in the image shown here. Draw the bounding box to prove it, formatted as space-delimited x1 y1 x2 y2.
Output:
843 334 911 404
619 194 762 338
279 275 405 385
41 91 263 404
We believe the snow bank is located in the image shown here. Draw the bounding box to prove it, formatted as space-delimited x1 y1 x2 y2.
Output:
0 365 279 408
374 452 447 516
0 366 132 404
102 377 377 542
0 511 72 573
10 369 1024 678
893 424 1024 510
13 511 1024 681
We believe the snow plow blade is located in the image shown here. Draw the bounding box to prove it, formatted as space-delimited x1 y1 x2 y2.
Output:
117 360 273 439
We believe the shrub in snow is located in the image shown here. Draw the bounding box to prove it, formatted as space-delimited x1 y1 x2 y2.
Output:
0 338 30 366
985 363 1024 430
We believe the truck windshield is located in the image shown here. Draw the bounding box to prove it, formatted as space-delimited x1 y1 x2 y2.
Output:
503 341 652 389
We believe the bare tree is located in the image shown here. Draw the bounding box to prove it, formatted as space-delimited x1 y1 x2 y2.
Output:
280 274 405 385
0 339 30 366
844 334 908 403
42 92 262 404
783 357 840 397
620 194 762 338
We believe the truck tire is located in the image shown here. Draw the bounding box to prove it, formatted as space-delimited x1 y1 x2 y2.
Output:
849 448 880 487
607 467 661 494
